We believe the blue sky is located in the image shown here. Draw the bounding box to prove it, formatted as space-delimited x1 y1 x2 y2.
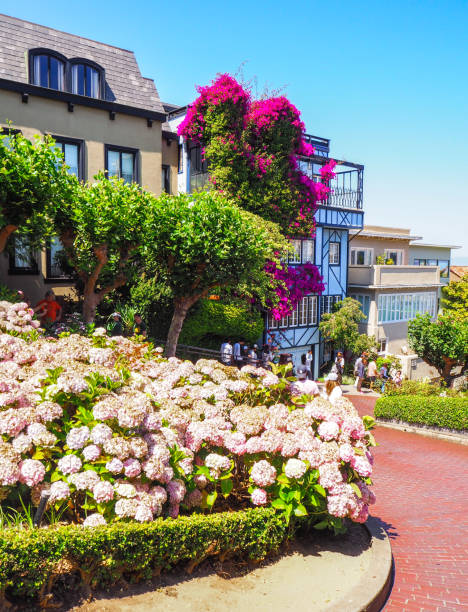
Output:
2 0 467 260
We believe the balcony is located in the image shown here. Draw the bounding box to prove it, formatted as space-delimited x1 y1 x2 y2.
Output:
348 265 441 289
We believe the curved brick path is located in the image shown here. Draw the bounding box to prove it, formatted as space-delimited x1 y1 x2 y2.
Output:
349 394 468 611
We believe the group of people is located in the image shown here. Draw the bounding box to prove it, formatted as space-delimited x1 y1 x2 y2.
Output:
353 352 402 393
108 312 147 338
220 339 281 369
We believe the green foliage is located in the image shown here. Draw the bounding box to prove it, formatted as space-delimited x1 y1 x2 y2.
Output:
383 379 464 397
376 354 401 372
319 297 376 357
0 130 78 251
442 273 468 321
0 283 21 303
375 395 468 430
0 509 288 603
408 313 468 381
180 298 264 348
129 277 174 339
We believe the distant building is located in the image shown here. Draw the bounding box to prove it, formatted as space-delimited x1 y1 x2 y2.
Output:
449 266 468 282
0 13 176 305
167 109 364 378
348 225 460 379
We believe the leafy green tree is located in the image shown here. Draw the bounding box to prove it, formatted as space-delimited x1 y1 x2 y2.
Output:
408 313 468 385
57 174 151 322
319 297 377 357
442 274 468 321
0 130 77 251
141 191 288 356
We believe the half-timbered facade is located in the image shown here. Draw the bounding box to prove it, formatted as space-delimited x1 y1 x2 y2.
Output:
167 112 364 377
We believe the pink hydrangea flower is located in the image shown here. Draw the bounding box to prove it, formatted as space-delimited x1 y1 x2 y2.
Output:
82 513 107 527
82 444 101 462
318 421 340 442
49 480 71 502
66 426 90 450
284 458 307 479
123 458 141 478
105 458 124 474
92 480 114 503
251 488 268 506
250 460 276 487
18 459 45 487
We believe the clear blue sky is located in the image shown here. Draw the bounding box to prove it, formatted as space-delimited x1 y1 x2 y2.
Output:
3 0 467 260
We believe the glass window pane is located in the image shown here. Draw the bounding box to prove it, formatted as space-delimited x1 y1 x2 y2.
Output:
356 250 365 265
427 259 437 267
63 143 79 176
34 55 49 87
107 150 120 178
302 240 314 263
121 153 134 183
289 240 301 263
72 64 85 95
439 260 449 278
49 57 64 91
49 236 67 277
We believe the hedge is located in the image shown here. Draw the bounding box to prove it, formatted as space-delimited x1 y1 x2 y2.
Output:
375 395 468 431
0 508 288 605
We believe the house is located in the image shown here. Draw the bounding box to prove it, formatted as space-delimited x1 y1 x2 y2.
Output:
449 266 468 283
167 108 364 378
347 225 448 379
0 13 176 305
409 242 460 304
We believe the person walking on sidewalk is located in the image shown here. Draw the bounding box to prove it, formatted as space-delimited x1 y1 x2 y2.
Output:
356 357 367 393
334 351 345 384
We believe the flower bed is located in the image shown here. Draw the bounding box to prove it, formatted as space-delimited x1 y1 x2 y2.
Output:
375 395 468 431
0 508 287 604
0 298 377 603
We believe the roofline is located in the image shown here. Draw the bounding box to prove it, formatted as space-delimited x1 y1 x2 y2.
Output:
0 12 134 54
0 78 166 122
350 230 422 241
349 283 443 289
410 242 462 249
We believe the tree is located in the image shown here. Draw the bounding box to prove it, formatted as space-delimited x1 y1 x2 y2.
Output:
141 191 288 356
0 130 77 252
408 313 468 385
57 174 151 322
319 297 377 358
442 274 468 321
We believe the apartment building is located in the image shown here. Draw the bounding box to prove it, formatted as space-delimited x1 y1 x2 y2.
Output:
167 108 365 378
0 13 177 304
347 225 460 378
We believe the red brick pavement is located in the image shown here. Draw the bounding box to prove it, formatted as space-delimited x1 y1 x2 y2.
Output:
349 394 468 611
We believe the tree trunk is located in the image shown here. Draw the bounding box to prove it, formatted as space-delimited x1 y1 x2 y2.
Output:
0 225 18 253
165 298 193 357
83 288 100 324
441 357 457 387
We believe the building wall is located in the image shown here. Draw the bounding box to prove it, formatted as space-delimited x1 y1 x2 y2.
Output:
161 137 179 195
348 236 410 264
1 89 164 192
409 245 452 289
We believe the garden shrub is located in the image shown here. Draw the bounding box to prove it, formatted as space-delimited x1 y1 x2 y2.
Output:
0 508 287 602
384 379 464 397
180 298 264 348
375 395 468 430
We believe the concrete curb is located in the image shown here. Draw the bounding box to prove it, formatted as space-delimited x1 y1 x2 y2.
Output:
376 418 468 445
326 516 393 612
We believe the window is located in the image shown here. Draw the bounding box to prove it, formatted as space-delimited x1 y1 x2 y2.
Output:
289 240 302 264
413 258 427 266
320 295 342 315
178 144 184 173
377 292 437 323
32 53 65 91
9 236 38 274
162 165 171 193
384 249 404 265
329 241 340 265
52 137 82 179
438 260 449 278
71 63 101 98
268 313 278 329
289 304 298 327
350 247 373 266
298 295 318 326
378 339 387 353
105 147 137 184
46 236 69 279
189 145 209 192
350 294 370 320
302 239 315 263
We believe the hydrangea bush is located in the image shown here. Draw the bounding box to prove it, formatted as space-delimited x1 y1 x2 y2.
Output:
0 301 376 531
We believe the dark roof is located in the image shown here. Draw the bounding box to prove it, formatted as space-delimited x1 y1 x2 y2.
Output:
0 13 164 115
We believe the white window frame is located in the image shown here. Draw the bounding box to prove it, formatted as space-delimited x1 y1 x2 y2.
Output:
377 292 437 324
289 240 302 264
350 247 374 266
384 249 404 265
302 239 315 263
329 242 340 265
350 293 371 320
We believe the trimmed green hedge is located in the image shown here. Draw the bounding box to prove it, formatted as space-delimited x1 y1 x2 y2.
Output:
375 395 468 431
0 509 288 604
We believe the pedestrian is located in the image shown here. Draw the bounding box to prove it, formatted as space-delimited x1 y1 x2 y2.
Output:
322 372 343 404
233 339 244 368
34 290 62 328
133 313 147 338
354 352 364 387
271 346 280 365
109 312 123 337
262 345 272 369
306 348 313 379
379 362 389 393
367 357 378 387
356 357 367 393
247 344 258 366
334 351 345 384
221 339 233 365
392 370 403 387
291 365 320 397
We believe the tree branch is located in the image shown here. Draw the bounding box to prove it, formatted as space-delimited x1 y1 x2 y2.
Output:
0 225 18 253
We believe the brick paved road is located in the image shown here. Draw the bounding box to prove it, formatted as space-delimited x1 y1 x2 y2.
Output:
349 394 468 611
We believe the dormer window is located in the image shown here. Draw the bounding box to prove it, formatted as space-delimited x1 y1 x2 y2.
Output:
32 52 65 91
71 63 101 98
